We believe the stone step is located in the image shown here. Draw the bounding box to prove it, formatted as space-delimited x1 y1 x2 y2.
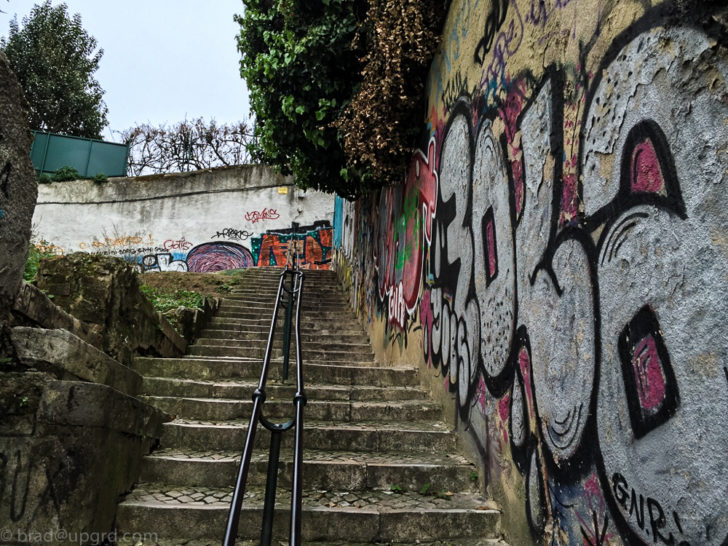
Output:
131 358 419 386
187 343 374 361
141 377 428 402
231 272 341 289
192 338 372 353
140 448 479 492
217 306 349 317
116 484 499 543
197 329 369 344
221 288 346 298
216 304 347 315
222 285 342 294
143 396 442 422
222 295 347 306
160 419 456 452
203 321 365 337
208 316 360 329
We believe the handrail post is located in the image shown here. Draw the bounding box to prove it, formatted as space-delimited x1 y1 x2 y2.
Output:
290 272 306 545
281 272 294 382
260 429 282 546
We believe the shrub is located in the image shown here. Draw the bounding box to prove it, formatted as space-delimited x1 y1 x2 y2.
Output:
52 165 81 182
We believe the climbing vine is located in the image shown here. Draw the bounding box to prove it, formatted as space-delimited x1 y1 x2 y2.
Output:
236 0 447 197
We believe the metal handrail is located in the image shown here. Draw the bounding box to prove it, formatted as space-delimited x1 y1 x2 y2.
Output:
222 263 306 545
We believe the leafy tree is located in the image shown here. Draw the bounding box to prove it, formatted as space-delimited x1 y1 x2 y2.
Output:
119 118 254 176
1 1 108 138
235 0 370 198
235 0 446 197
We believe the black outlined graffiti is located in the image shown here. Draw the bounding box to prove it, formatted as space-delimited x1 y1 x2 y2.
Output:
210 228 253 241
474 0 510 65
345 3 728 544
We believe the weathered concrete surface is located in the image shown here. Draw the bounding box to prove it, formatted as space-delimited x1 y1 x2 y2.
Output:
32 164 335 270
12 282 100 346
161 294 220 344
333 1 728 545
0 51 37 320
0 373 167 545
9 327 142 396
36 253 186 365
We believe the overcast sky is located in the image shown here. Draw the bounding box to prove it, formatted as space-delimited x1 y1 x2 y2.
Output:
0 0 251 141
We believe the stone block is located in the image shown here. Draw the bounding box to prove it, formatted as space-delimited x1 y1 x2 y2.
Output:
9 327 142 396
0 51 37 320
0 376 167 545
36 253 186 365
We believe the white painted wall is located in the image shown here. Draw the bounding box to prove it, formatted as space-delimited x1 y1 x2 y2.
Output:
32 165 335 271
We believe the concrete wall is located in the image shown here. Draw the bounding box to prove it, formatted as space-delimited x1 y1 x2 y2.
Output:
33 165 335 271
334 1 728 544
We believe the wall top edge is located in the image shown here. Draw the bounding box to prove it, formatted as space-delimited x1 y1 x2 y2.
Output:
35 164 304 205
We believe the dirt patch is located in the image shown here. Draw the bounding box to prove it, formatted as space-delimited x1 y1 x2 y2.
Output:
137 269 249 297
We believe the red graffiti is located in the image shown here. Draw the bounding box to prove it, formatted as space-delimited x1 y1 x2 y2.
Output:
245 207 280 224
375 140 439 328
631 137 665 194
163 238 193 251
409 138 438 244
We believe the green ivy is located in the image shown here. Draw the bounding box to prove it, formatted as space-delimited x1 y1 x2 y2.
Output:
236 0 446 197
24 243 56 282
139 285 204 314
236 0 372 197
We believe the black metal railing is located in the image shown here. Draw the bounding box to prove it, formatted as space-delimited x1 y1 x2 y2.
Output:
223 257 306 545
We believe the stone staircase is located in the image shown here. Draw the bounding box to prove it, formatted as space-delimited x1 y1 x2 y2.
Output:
116 267 503 544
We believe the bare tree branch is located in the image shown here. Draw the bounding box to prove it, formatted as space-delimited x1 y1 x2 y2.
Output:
117 118 255 176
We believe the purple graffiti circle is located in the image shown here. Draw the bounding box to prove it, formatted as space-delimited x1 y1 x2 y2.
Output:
186 242 255 272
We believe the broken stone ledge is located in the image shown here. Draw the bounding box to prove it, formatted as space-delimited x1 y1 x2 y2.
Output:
35 253 187 365
9 326 142 397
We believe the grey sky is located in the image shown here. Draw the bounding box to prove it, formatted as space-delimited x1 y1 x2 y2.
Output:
1 0 251 141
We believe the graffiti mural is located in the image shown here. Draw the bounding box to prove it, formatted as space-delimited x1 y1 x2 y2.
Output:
334 2 728 544
374 140 437 329
251 225 333 270
184 242 255 272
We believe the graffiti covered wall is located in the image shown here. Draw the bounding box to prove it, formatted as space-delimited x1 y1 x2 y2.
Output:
334 1 728 544
32 165 334 271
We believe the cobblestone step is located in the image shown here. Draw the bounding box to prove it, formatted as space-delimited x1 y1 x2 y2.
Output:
143 396 442 422
116 484 499 543
140 449 480 492
117 538 508 546
131 358 414 384
141 377 429 402
160 419 457 452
